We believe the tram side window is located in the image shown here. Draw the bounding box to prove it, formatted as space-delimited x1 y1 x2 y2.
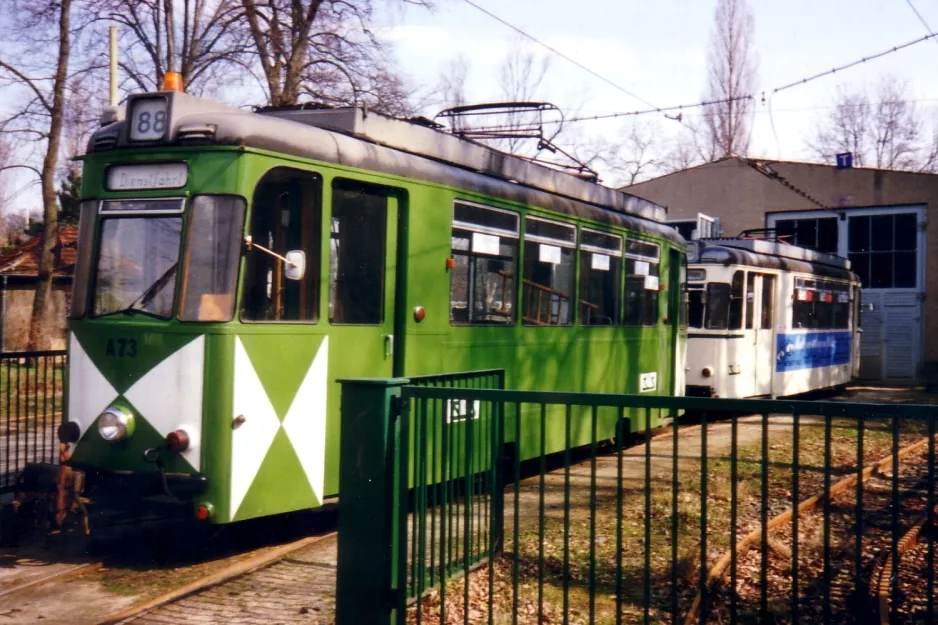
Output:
523 217 576 326
728 270 744 329
330 182 389 324
744 273 756 329
180 196 246 322
450 202 519 325
760 275 775 329
794 278 851 329
687 287 705 328
241 168 321 322
624 239 660 326
706 283 731 330
578 229 622 326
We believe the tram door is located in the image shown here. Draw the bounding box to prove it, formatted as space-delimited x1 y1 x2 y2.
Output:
323 181 401 492
752 274 776 397
327 181 400 378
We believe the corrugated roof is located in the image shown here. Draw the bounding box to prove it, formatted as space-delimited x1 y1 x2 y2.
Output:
0 224 79 278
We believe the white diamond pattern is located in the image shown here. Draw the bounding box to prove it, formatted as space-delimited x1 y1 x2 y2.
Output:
124 336 205 471
281 337 328 503
230 338 282 521
68 333 118 450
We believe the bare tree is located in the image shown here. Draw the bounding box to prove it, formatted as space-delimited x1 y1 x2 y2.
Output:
809 76 938 172
596 120 664 186
0 0 77 350
496 36 550 153
0 136 10 223
438 54 469 110
240 0 430 111
699 0 758 159
87 0 246 94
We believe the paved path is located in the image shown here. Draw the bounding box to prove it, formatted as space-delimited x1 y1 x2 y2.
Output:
125 535 338 625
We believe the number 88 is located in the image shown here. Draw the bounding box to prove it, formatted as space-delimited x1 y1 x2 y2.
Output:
136 110 167 136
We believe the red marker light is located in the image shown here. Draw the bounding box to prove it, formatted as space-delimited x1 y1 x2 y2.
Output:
445 257 456 270
414 306 426 322
195 504 211 521
165 429 190 453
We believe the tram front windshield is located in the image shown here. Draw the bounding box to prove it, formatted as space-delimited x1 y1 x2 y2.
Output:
93 201 183 318
84 196 246 321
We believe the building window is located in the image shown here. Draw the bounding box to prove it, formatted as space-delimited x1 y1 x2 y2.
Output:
775 218 838 253
623 239 660 326
670 221 696 241
847 213 917 288
523 217 576 325
450 202 519 325
578 229 622 326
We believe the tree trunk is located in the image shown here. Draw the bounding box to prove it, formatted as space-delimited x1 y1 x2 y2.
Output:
27 0 70 353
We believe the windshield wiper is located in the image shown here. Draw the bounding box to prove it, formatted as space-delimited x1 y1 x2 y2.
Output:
121 262 179 317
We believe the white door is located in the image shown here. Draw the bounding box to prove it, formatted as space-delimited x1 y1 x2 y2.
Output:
847 212 923 381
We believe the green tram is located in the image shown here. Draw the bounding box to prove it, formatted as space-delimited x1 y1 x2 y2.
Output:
54 90 687 524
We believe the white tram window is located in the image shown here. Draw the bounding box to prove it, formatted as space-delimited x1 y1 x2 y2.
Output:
450 202 519 325
624 239 660 326
728 271 744 330
793 278 851 330
242 168 321 323
180 196 246 322
578 229 622 326
744 273 756 329
523 216 576 326
687 287 705 328
760 275 776 329
706 283 731 330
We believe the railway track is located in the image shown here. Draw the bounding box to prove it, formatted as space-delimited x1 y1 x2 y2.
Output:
0 562 102 601
689 434 938 624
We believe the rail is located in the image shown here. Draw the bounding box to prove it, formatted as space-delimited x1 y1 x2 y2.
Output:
0 350 67 494
335 383 938 625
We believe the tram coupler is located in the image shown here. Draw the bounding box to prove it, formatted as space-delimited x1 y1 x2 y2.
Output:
0 443 90 546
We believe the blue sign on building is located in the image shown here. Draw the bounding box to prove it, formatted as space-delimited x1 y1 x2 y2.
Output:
835 152 853 169
776 332 852 372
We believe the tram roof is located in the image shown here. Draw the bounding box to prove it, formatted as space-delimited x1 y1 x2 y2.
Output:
690 238 858 281
87 92 683 245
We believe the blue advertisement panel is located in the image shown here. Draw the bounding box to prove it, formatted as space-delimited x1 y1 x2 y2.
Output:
776 331 852 372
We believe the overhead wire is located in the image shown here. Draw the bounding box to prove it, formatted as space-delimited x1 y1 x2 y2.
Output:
771 31 938 94
454 0 938 162
517 29 938 126
458 0 658 110
904 0 938 44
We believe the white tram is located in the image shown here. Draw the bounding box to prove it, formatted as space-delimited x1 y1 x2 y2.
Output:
684 237 862 399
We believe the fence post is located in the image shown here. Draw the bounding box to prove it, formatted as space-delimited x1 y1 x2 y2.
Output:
335 377 410 625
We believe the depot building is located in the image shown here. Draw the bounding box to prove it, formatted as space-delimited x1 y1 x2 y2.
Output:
623 156 938 385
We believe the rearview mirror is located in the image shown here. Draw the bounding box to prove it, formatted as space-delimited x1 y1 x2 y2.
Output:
284 250 305 281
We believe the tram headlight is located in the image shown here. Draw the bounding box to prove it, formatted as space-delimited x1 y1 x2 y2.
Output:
97 405 135 442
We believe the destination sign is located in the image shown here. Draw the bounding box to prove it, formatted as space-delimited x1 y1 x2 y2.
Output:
106 163 188 191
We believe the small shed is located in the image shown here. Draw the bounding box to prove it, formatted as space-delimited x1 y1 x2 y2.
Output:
0 224 78 352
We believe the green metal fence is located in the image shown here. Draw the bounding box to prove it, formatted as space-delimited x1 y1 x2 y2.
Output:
1 350 67 494
336 380 938 625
